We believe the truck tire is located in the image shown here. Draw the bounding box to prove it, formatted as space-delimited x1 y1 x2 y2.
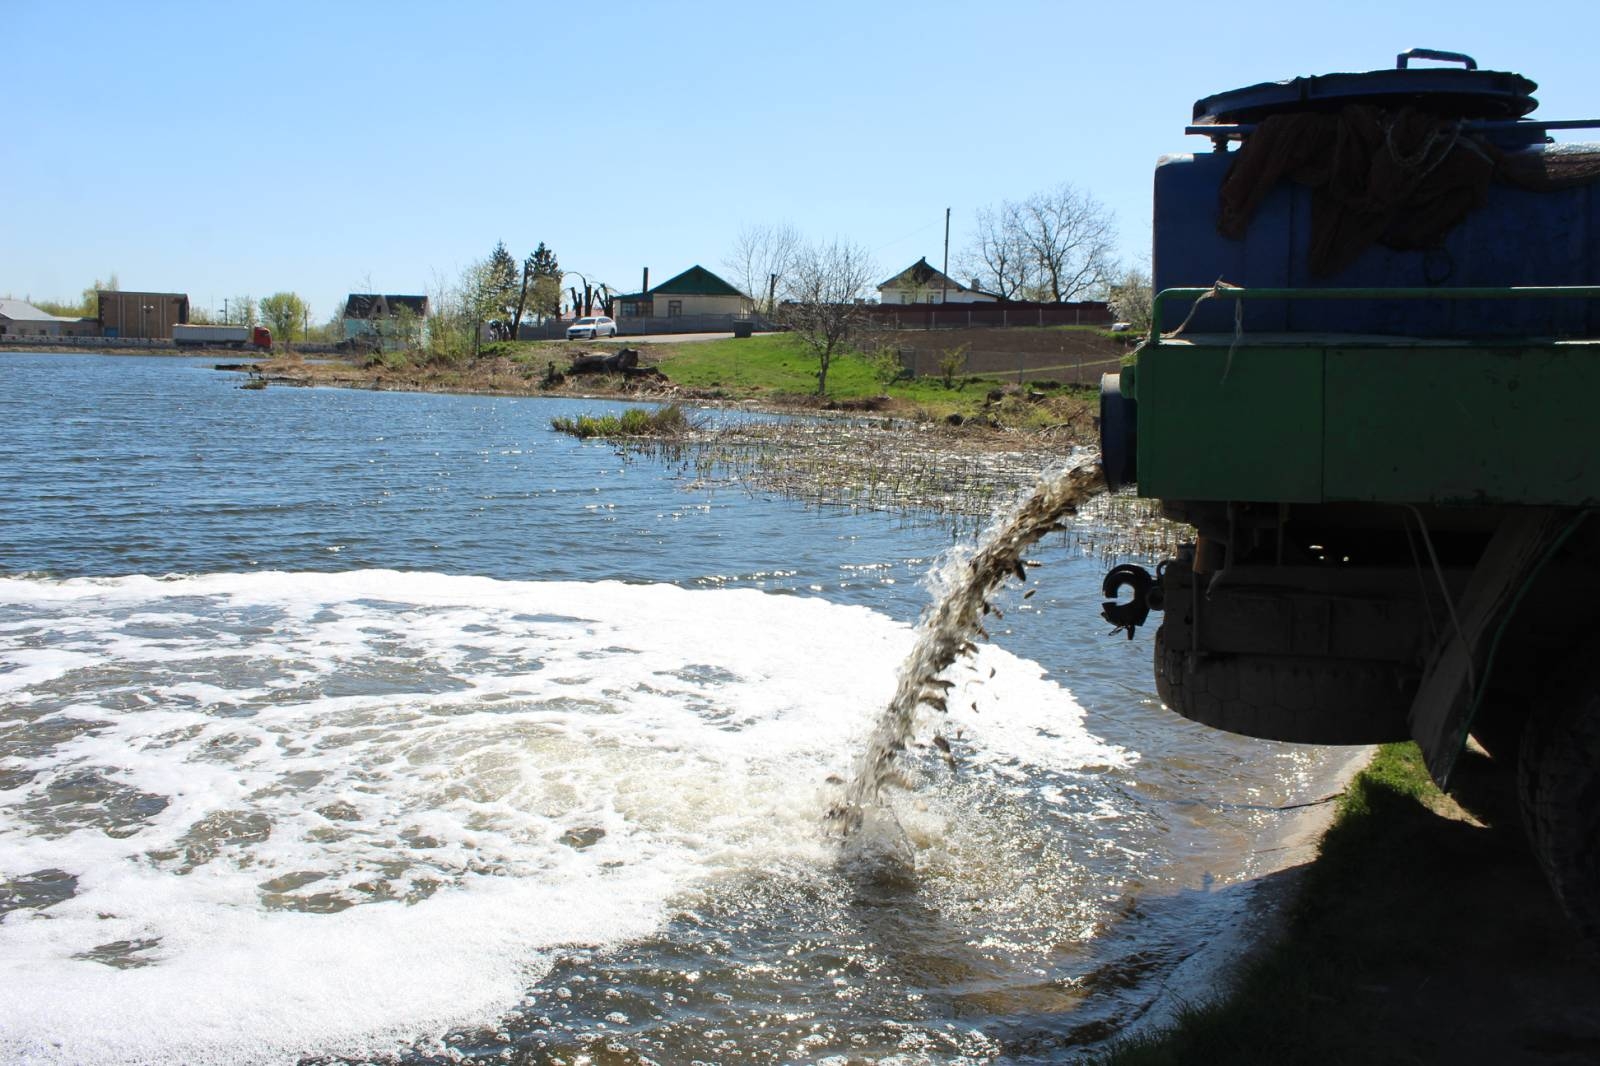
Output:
1153 623 1411 744
1517 668 1600 948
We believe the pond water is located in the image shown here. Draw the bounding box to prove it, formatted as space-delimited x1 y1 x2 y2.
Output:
0 353 1347 1065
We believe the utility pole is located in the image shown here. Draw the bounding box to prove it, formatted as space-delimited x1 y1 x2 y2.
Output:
223 298 229 325
941 207 951 307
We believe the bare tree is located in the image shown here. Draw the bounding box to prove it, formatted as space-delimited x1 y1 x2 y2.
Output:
418 270 465 362
228 295 257 326
963 183 1117 302
778 239 876 396
724 222 801 316
1018 183 1117 302
566 278 612 318
962 204 1031 300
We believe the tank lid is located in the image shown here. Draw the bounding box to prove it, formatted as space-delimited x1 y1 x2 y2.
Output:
1193 49 1538 125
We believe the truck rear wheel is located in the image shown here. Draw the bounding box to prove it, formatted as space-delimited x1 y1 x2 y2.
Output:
1518 666 1600 948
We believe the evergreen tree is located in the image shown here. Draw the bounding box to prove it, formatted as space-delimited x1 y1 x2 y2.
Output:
512 242 562 337
485 241 520 338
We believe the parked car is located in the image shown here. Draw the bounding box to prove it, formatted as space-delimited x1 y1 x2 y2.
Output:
566 316 618 340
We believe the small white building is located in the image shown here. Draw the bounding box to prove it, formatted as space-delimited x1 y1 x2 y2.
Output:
877 258 999 305
0 298 97 338
614 266 752 321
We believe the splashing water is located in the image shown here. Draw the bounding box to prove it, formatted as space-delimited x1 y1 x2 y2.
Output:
831 460 1108 851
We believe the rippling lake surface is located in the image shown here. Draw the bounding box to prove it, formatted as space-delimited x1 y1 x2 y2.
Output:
0 353 1347 1064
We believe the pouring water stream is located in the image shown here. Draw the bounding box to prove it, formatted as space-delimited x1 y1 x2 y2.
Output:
831 460 1108 843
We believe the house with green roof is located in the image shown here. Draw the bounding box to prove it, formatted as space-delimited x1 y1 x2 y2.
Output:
614 265 753 323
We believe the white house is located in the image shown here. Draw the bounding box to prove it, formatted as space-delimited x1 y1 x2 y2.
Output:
877 258 999 305
614 266 752 321
0 298 97 338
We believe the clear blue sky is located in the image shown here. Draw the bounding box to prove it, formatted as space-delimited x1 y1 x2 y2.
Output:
4 0 1595 322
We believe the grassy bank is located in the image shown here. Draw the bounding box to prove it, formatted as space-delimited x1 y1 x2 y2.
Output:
1098 741 1600 1064
468 332 1101 435
247 332 1105 439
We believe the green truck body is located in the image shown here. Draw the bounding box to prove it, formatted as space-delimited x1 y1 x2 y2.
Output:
1125 288 1600 508
1103 51 1600 945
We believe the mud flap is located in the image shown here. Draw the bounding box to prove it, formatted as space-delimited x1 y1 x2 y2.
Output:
1408 507 1567 788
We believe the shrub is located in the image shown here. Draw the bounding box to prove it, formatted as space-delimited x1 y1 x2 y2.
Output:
867 346 908 387
550 404 698 439
938 344 970 389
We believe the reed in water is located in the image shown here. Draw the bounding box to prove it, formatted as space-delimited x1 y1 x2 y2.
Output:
830 460 1108 842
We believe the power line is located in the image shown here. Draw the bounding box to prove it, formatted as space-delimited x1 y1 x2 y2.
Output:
870 219 943 256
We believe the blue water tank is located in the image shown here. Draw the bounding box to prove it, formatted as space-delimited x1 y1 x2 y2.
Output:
1154 52 1600 338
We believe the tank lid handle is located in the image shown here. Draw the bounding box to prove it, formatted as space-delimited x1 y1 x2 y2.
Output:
1397 48 1478 70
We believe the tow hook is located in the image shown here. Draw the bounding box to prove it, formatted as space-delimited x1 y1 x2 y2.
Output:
1102 563 1157 639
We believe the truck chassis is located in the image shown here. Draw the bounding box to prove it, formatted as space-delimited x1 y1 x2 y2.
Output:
1103 285 1600 944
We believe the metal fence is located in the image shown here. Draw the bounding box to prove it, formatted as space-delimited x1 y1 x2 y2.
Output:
516 314 775 340
895 345 1126 387
865 301 1112 332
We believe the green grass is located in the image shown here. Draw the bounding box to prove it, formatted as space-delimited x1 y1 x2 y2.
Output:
1094 743 1446 1065
411 333 1097 435
550 404 697 439
646 334 1096 428
646 333 879 395
479 339 575 364
651 334 951 408
647 333 1010 400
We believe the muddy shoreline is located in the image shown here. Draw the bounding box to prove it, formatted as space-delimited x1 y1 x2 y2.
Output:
222 354 1134 530
230 352 1095 440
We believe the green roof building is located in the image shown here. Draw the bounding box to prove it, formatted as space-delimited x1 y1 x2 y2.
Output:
615 265 752 321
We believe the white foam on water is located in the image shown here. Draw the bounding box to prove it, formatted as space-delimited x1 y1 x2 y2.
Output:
0 570 1127 1064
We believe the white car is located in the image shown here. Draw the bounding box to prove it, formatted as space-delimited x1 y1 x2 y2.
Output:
566 316 618 340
